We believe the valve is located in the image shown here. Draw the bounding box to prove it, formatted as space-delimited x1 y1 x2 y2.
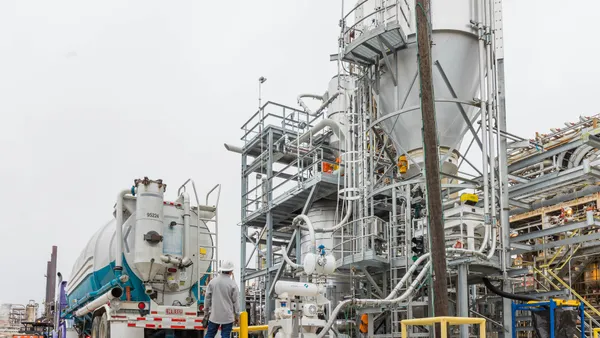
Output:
318 244 326 256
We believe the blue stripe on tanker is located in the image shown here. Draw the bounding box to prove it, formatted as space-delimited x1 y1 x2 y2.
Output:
67 256 210 306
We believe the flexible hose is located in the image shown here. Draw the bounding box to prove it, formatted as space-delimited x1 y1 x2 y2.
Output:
482 278 540 302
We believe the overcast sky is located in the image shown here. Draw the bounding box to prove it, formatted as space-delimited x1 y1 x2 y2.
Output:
0 0 599 306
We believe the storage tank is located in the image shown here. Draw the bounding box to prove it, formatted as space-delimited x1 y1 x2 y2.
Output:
352 0 481 177
300 201 353 309
25 300 37 323
66 178 215 309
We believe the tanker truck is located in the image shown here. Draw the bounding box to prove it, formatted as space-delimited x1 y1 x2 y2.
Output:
59 177 220 338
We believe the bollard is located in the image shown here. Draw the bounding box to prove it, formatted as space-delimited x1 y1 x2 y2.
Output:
240 311 249 338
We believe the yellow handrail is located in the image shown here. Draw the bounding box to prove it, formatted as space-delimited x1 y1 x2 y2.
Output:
593 327 600 338
401 316 486 338
540 230 579 268
555 243 582 271
546 269 600 318
533 266 599 323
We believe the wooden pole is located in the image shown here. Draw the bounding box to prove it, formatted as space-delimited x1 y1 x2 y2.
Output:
415 0 450 330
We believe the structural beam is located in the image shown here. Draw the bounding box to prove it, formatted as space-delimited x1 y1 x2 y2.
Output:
434 60 482 149
510 220 596 243
361 267 384 298
507 128 600 173
508 161 600 199
512 232 600 254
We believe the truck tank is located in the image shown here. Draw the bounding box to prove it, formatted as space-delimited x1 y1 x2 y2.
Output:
66 178 215 309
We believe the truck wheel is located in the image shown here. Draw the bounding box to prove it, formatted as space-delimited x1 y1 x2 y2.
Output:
98 312 110 338
91 316 101 338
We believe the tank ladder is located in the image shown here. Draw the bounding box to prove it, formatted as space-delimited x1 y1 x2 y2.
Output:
179 180 221 307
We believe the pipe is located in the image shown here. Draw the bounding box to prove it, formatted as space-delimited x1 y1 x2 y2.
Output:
65 274 129 316
298 92 343 117
292 215 316 255
386 253 431 299
74 287 123 317
297 203 353 234
294 119 346 146
181 192 191 265
477 0 491 254
280 247 302 270
315 247 490 338
484 0 497 257
316 262 432 338
224 143 243 154
486 223 497 260
482 278 540 302
297 93 324 115
314 92 342 116
115 189 130 272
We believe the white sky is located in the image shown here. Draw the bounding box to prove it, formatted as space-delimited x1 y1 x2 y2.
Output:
1 0 599 305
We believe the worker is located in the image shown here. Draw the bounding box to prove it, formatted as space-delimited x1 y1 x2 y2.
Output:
204 260 240 338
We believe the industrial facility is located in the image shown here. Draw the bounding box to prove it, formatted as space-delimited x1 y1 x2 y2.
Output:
8 0 600 337
224 0 600 337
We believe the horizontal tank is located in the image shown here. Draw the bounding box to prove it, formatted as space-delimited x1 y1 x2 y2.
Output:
66 181 215 308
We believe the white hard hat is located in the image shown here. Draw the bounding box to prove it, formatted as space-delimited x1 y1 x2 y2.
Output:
220 260 234 272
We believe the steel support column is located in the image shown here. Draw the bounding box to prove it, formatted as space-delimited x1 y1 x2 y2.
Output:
265 128 274 320
240 152 248 310
497 52 513 338
458 264 469 338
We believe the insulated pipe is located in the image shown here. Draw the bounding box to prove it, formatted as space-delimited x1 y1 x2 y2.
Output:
115 189 130 272
316 247 491 338
486 224 497 260
297 94 324 115
484 0 497 254
292 215 316 255
316 262 432 338
181 192 191 263
224 143 243 154
74 287 123 317
297 203 353 234
477 0 491 254
386 253 431 300
482 278 540 302
314 92 342 116
280 247 302 270
294 119 346 146
298 92 343 117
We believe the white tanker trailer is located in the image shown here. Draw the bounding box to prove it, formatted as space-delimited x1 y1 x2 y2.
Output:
60 177 220 338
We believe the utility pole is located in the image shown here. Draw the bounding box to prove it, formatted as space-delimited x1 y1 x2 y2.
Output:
415 0 450 333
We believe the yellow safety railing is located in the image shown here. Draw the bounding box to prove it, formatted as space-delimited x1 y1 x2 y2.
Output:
540 230 580 268
401 316 486 338
593 327 600 338
534 266 600 322
546 269 600 318
555 243 582 272
232 312 269 338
